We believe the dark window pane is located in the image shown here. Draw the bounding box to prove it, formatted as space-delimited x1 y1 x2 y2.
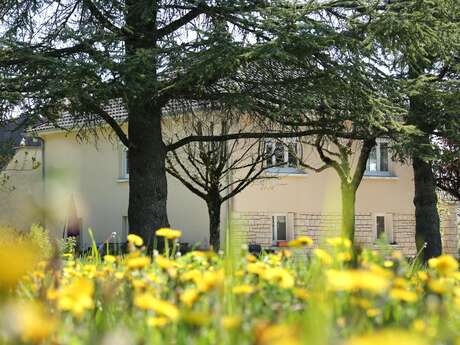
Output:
376 216 385 239
277 216 287 241
288 143 297 167
265 142 273 167
274 142 285 166
380 143 389 171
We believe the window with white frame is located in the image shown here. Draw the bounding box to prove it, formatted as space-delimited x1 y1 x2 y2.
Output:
373 213 395 244
265 139 299 168
366 139 390 174
121 145 129 179
272 215 287 242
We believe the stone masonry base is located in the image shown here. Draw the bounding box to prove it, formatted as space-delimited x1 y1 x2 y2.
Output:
231 205 458 257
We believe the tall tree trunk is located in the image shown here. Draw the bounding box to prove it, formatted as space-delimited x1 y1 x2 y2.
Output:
207 194 222 251
341 182 356 242
408 66 442 261
413 154 442 261
124 1 169 249
128 108 170 249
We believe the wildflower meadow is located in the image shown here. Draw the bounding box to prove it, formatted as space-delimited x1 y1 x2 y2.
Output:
1 226 460 345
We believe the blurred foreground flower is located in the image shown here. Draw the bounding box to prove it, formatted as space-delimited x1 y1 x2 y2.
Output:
0 301 56 343
326 269 390 293
0 241 40 291
57 277 95 318
254 322 301 345
428 255 458 276
344 330 428 345
134 293 179 320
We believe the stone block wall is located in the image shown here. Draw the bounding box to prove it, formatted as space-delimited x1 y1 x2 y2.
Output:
232 208 458 257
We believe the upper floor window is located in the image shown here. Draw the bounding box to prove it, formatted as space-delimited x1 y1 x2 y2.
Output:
366 139 390 174
265 140 298 168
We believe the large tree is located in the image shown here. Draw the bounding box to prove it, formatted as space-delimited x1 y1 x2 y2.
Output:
364 0 460 260
0 1 282 247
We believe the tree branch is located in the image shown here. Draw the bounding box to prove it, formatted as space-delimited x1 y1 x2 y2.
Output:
167 129 366 152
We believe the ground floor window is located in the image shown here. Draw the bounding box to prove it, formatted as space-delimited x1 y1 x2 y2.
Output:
374 213 395 244
272 215 287 242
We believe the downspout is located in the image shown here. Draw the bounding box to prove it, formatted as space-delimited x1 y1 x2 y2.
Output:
35 136 46 227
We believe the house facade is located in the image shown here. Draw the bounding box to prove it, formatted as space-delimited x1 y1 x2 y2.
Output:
0 105 457 256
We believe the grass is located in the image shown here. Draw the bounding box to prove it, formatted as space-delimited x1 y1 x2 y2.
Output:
0 228 460 345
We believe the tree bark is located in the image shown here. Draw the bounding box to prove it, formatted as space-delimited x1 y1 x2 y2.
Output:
408 66 443 261
341 182 356 242
207 194 222 251
128 107 170 249
123 1 170 249
413 154 442 261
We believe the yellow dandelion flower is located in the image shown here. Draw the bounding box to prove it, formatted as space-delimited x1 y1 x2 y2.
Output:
313 249 333 265
337 251 352 262
221 315 242 330
246 254 257 262
393 277 409 289
412 320 426 333
155 228 182 240
366 308 381 317
181 269 202 283
417 271 429 282
197 270 224 292
180 288 200 307
147 316 170 328
288 236 313 247
344 330 428 345
326 269 390 293
127 234 144 247
428 255 458 276
155 255 176 270
2 301 56 344
326 237 352 248
57 277 94 318
248 262 267 276
232 284 256 295
126 256 151 270
134 293 179 320
263 267 295 289
390 288 418 303
255 323 301 345
0 241 40 290
104 255 117 264
428 278 452 294
293 287 309 301
383 260 394 268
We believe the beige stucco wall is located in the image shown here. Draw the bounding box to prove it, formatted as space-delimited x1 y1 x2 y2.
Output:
0 146 43 231
233 145 415 215
40 130 213 248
